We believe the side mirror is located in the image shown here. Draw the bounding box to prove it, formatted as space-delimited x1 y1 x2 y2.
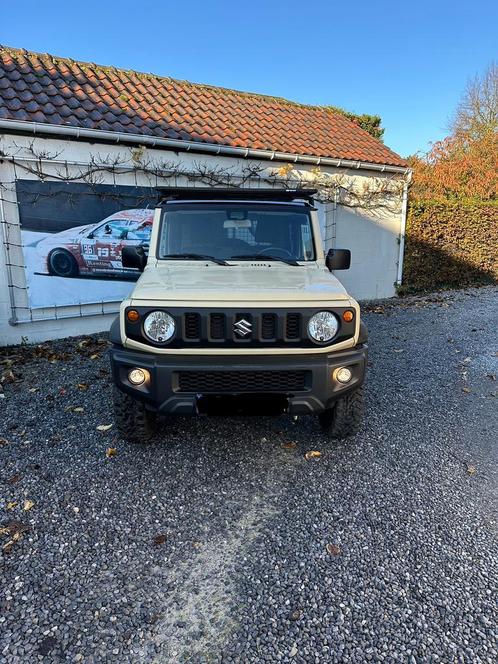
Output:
325 248 351 271
122 245 147 271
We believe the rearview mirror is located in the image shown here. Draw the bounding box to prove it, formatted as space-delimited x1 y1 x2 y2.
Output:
122 245 147 271
325 248 351 271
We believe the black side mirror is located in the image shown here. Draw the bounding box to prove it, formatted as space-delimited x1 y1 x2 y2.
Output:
325 248 351 271
122 245 147 271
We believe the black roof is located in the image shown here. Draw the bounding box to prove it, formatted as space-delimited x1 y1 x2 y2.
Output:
157 187 317 204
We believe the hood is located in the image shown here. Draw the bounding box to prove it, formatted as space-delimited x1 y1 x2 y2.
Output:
130 262 350 303
37 223 94 245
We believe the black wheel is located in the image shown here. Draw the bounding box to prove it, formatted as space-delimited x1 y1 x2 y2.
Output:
112 386 157 443
319 386 364 440
48 249 79 277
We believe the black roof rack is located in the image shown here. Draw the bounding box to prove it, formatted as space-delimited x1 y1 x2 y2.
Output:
157 187 317 204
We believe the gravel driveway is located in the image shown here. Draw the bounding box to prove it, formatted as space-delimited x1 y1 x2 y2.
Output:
1 287 497 664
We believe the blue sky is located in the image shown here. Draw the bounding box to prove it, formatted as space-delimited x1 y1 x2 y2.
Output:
2 0 497 157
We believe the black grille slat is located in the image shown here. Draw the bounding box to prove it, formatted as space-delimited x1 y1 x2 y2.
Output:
177 370 308 393
210 313 226 339
184 313 201 339
261 313 277 339
286 313 301 340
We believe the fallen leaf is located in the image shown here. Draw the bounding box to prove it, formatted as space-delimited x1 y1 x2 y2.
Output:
73 407 84 413
282 442 297 449
326 543 341 555
467 464 477 475
2 540 14 553
0 438 9 446
192 541 202 549
77 383 89 390
7 474 22 485
106 447 117 458
23 499 35 511
6 501 18 510
462 387 471 393
153 534 167 546
97 424 113 432
28 387 39 393
78 339 90 349
289 643 298 658
305 450 322 460
89 354 100 360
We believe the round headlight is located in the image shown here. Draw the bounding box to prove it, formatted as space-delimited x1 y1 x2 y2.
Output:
143 311 175 343
308 311 339 343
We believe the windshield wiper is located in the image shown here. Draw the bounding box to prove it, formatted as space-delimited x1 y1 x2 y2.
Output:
162 253 228 266
229 254 300 266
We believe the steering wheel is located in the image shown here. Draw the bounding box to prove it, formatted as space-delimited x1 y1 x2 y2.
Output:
257 246 294 259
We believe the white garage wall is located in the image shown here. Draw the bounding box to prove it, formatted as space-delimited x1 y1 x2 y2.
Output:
0 134 406 345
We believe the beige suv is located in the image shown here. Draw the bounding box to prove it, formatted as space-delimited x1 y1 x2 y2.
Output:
109 188 367 442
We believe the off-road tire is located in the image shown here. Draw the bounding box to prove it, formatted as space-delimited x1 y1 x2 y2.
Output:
48 249 79 277
112 386 157 443
318 386 364 440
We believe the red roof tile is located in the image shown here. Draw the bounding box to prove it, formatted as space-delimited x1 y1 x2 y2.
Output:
0 46 406 168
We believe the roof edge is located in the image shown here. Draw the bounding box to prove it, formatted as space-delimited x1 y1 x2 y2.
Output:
0 119 411 175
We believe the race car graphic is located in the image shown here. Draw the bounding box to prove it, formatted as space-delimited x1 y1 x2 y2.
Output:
36 209 153 278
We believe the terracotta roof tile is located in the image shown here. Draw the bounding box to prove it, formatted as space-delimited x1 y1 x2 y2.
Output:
0 46 406 168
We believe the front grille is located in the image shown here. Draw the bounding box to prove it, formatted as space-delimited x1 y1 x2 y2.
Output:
210 313 226 339
286 313 301 339
261 313 277 339
184 313 201 339
177 370 309 393
125 306 355 349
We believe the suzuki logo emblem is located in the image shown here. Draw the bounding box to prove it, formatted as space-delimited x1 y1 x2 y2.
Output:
234 318 252 337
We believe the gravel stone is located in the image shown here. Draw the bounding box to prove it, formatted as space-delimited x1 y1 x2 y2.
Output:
0 286 496 663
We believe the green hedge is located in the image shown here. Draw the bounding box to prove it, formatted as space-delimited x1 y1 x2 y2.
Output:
401 199 498 293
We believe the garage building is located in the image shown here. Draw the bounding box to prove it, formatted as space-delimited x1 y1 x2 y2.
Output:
0 46 409 345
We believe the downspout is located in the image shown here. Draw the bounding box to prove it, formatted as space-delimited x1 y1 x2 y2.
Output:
396 170 412 287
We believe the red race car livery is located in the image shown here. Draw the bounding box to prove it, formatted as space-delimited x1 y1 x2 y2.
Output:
36 209 153 278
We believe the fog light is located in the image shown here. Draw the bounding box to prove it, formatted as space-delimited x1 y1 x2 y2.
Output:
128 368 148 385
335 367 352 384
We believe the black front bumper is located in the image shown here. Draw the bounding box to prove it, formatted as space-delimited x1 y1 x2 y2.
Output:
110 343 367 416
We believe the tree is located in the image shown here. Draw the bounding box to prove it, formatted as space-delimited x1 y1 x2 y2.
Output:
408 131 498 200
450 62 498 139
409 62 498 201
325 106 385 141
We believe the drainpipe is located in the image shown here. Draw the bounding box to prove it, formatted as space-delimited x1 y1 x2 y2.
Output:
396 170 412 287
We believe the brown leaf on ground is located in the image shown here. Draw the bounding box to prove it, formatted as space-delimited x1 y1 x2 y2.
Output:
467 464 477 475
77 383 89 390
105 447 117 458
153 534 167 546
6 501 18 510
6 474 22 485
462 387 471 393
281 442 297 449
23 500 35 511
305 450 322 460
326 543 341 555
0 438 9 446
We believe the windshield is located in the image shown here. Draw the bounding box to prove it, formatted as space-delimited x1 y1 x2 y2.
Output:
158 203 315 262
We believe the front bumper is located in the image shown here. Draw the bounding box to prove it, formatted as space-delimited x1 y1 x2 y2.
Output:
110 343 367 416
